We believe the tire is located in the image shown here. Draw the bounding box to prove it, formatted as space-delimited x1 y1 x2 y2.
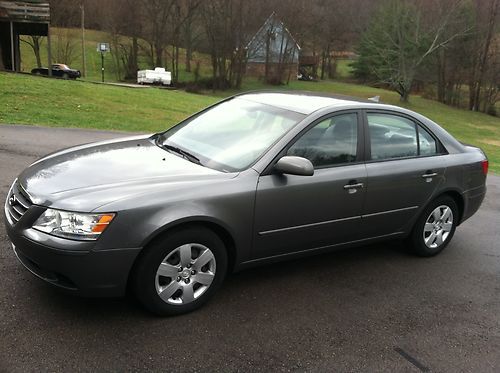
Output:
410 196 458 257
132 226 228 316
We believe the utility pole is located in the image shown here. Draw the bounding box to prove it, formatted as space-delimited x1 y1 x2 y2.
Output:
101 51 105 82
80 1 86 78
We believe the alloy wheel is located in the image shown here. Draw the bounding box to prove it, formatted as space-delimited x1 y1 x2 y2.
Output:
423 205 454 249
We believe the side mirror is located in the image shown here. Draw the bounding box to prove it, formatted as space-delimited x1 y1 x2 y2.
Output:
274 156 314 176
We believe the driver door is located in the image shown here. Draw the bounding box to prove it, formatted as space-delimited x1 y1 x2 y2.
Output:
252 111 367 259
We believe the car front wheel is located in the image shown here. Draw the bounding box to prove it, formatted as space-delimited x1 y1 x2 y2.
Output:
132 226 228 316
410 196 458 257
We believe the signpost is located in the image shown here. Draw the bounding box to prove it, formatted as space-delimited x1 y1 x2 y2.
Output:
97 43 110 82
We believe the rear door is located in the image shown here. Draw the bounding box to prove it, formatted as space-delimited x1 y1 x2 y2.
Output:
362 111 447 237
252 111 367 259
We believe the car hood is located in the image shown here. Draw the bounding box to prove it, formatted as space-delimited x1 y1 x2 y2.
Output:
18 135 236 211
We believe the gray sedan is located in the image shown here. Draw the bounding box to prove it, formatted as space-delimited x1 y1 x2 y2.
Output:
4 92 488 315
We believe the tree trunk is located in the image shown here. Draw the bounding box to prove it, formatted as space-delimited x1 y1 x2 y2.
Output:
264 32 271 83
131 36 138 72
174 44 179 84
472 0 499 111
327 55 333 79
211 51 217 91
468 81 476 110
33 37 42 68
155 43 163 67
398 81 411 102
146 43 154 68
320 50 326 80
312 50 317 79
185 22 192 73
0 43 4 70
437 50 446 103
124 36 138 79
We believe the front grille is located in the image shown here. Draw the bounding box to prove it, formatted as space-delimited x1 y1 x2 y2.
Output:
5 181 33 225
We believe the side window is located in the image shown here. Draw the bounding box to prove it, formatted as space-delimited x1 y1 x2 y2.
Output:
287 113 358 168
418 125 438 156
367 114 418 160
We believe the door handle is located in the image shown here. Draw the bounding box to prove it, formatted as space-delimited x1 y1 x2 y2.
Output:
343 183 364 189
422 171 437 183
343 182 363 194
421 172 437 178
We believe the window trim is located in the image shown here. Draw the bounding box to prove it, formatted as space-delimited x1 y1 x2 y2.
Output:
261 109 365 175
363 109 447 163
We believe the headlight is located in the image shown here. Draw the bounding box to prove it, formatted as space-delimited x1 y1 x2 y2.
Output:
33 209 115 241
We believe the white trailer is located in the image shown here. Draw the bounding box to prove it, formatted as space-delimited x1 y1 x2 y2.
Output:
137 67 172 86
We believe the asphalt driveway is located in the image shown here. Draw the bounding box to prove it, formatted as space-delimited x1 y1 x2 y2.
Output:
0 125 499 372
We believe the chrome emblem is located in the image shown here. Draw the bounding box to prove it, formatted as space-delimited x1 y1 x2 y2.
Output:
8 195 16 206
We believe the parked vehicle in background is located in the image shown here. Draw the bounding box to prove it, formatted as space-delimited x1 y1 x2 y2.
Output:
31 64 81 79
137 68 172 86
4 92 488 316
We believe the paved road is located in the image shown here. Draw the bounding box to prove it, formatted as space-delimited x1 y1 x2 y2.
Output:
1 125 499 372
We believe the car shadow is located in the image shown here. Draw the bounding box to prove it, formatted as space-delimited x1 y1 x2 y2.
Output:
27 239 412 320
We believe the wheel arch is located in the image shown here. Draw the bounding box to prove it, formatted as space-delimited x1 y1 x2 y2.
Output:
435 189 465 224
127 218 238 290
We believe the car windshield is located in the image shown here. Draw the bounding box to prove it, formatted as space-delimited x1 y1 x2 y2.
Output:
159 98 305 172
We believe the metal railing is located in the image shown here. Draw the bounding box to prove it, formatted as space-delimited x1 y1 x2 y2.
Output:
0 1 50 23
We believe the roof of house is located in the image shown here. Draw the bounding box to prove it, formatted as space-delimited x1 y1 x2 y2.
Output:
245 13 300 64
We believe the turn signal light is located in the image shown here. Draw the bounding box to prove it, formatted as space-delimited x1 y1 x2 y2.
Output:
91 214 115 233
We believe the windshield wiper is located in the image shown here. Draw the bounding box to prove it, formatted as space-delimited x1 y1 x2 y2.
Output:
162 143 202 165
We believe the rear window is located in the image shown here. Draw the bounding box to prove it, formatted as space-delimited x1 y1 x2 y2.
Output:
368 114 418 160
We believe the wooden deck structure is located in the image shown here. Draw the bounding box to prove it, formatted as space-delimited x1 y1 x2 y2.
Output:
0 0 51 72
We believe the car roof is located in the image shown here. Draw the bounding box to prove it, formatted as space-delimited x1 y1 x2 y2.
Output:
228 91 465 158
235 91 372 115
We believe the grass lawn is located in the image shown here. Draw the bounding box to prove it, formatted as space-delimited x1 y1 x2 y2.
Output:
335 59 354 79
1 71 499 173
0 72 216 133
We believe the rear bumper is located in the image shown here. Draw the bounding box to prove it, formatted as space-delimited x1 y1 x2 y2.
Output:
460 185 487 224
5 215 141 297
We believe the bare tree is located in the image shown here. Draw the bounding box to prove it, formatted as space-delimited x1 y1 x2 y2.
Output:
468 0 500 111
201 0 235 89
354 0 472 102
140 0 176 67
183 0 203 73
166 0 202 84
52 28 79 65
21 36 44 68
49 0 81 27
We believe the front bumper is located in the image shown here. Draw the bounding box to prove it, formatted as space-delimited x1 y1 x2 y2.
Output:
4 209 141 297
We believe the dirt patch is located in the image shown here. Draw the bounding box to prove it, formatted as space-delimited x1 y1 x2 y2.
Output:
471 124 494 130
480 139 500 147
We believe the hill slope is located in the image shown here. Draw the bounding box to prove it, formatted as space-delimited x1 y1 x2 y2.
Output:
1 72 498 173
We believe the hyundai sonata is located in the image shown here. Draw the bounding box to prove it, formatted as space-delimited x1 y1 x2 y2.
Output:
4 92 488 315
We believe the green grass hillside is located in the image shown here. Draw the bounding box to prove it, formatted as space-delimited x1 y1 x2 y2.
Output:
1 71 499 173
0 72 216 132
